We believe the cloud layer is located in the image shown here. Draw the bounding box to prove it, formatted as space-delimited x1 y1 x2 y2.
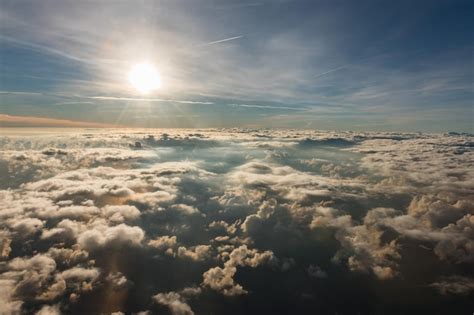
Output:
0 128 473 314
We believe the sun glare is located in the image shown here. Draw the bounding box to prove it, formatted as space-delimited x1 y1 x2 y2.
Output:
128 62 161 94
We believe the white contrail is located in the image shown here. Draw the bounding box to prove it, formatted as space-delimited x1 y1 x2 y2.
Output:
313 52 387 79
0 35 91 65
87 95 214 105
227 103 307 111
313 66 346 79
200 35 244 47
0 91 43 96
53 101 94 106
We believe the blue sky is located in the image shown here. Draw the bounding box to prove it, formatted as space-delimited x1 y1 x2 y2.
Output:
0 0 472 131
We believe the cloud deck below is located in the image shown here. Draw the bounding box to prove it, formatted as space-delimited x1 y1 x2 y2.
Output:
0 128 473 314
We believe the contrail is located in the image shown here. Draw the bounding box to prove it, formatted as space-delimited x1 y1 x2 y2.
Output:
87 95 214 105
313 52 388 79
53 101 94 106
313 66 346 79
0 35 91 65
228 103 306 111
0 91 43 96
200 35 244 47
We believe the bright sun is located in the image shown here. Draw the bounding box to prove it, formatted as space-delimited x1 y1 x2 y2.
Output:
128 62 161 94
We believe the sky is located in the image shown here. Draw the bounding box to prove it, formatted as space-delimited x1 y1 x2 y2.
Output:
0 0 473 131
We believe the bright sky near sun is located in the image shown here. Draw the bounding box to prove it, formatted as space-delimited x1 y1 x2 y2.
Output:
0 0 472 131
128 62 162 94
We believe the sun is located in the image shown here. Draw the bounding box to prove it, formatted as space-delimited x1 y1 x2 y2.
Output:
128 62 161 94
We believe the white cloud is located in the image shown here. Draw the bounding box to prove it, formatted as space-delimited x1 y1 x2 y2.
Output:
148 235 177 251
35 304 61 315
153 291 194 315
0 129 472 313
102 205 141 222
0 230 12 259
78 224 145 251
177 245 211 261
203 245 274 296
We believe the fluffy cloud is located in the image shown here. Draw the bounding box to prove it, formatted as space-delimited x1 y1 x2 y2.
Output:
177 245 211 261
35 304 61 315
153 291 194 315
77 223 145 251
0 230 12 259
148 235 177 251
8 217 44 236
203 245 274 295
0 129 472 313
102 205 141 222
0 279 22 314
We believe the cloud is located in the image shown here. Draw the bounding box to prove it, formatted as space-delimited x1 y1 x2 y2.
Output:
171 204 201 215
200 35 244 47
0 114 119 128
177 245 211 261
35 304 61 315
203 245 274 296
430 276 474 295
148 235 177 251
86 95 214 105
78 223 145 251
0 129 473 313
1 254 59 304
0 231 12 259
102 205 141 223
307 265 328 279
331 214 401 280
153 291 194 315
106 271 130 289
0 279 23 314
227 103 307 111
47 247 89 267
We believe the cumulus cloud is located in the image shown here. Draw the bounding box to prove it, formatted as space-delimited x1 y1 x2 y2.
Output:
171 204 201 215
153 291 194 315
102 205 141 223
148 235 177 251
177 245 211 261
77 223 145 251
0 279 22 314
8 217 44 236
35 304 61 315
0 230 12 259
203 245 274 295
106 271 130 289
0 129 472 313
47 246 89 267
